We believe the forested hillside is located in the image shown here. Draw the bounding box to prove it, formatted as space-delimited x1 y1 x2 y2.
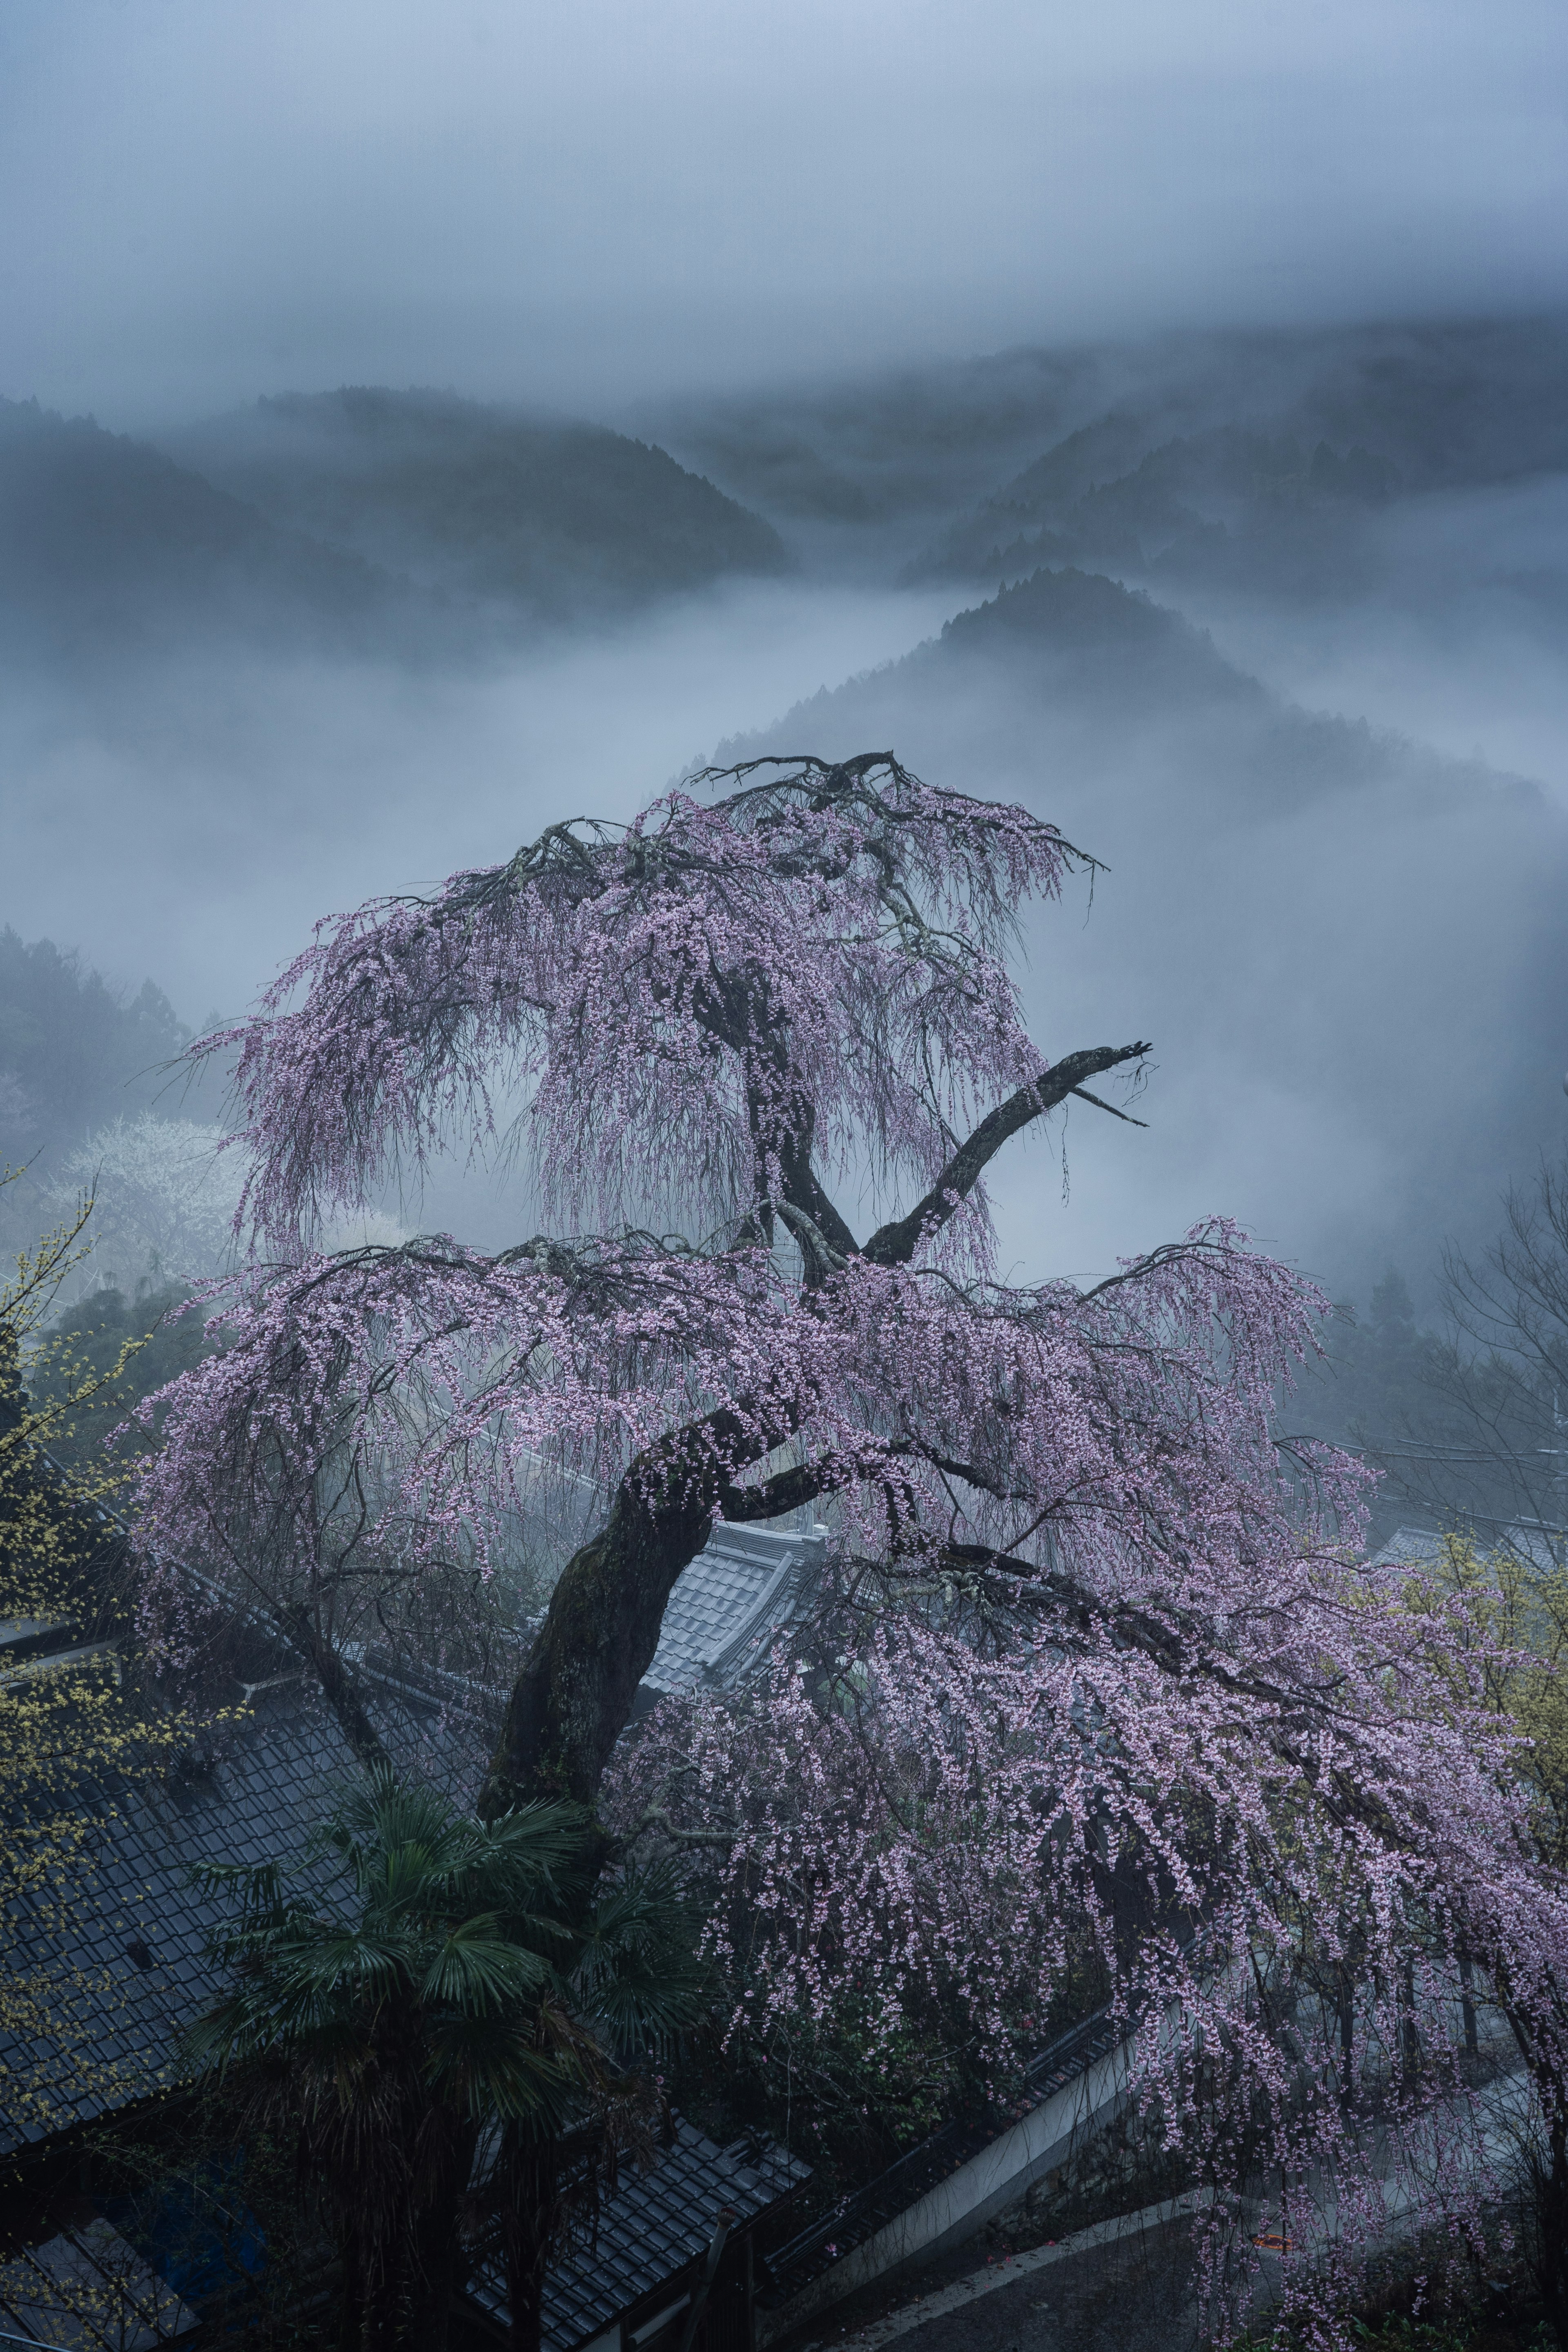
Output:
902 316 1568 590
0 928 188 1176
0 390 786 664
657 313 1568 549
167 388 788 621
0 399 423 657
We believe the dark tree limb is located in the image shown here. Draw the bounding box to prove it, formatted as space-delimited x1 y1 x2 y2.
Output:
480 1042 1152 1818
774 1201 848 1285
780 1154 860 1266
481 1481 715 1817
862 1043 1152 1267
1071 1085 1149 1129
281 1603 389 1771
479 1401 805 1817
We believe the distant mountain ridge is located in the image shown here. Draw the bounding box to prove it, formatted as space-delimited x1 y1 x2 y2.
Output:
904 317 1568 593
0 387 787 662
935 564 1263 705
654 314 1568 589
714 557 1568 1297
911 424 1403 590
165 386 788 621
0 396 419 657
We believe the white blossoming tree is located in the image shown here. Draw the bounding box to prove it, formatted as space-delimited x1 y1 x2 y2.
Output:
43 1114 251 1299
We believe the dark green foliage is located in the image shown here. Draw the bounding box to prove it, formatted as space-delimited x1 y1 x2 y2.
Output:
674 1998 963 2204
30 1283 213 1474
192 1769 706 2352
1232 2261 1557 2352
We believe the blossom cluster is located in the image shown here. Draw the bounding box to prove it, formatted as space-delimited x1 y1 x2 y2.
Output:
198 756 1085 1258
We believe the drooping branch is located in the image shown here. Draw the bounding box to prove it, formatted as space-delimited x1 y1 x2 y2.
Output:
135 744 1568 2326
210 753 1090 1250
862 1043 1152 1267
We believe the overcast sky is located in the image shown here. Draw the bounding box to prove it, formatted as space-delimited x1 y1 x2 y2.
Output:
1 0 1564 426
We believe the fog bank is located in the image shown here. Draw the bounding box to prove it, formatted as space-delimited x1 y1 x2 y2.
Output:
2 0 1564 422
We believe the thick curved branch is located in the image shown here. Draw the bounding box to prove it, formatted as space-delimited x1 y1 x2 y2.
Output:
862 1043 1152 1267
773 1200 848 1287
719 1459 831 1521
780 1154 860 1265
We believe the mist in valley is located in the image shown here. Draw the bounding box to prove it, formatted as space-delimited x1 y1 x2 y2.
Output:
1 0 1566 1481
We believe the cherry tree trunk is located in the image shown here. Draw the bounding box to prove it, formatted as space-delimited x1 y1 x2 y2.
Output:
480 1481 719 1816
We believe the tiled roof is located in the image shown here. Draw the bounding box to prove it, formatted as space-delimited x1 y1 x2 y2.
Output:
642 1524 825 1699
0 1690 372 2156
2 1677 812 2345
467 2118 810 2352
1365 1524 1450 1570
0 2218 201 2348
2 1519 826 2156
2 1418 812 2213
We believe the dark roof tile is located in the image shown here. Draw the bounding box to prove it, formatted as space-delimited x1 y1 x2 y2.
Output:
468 2120 808 2352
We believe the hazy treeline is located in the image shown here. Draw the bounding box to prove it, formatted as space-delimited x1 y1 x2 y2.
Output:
0 928 188 1177
0 386 787 664
654 312 1568 540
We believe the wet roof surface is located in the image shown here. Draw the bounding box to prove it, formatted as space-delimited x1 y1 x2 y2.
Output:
468 2119 810 2352
0 1693 372 2154
643 1523 824 1697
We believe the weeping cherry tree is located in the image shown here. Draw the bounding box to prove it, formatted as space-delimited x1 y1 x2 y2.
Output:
129 755 1568 2336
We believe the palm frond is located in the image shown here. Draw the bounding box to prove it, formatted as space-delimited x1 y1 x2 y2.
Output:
419 1918 551 2012
574 1866 710 2057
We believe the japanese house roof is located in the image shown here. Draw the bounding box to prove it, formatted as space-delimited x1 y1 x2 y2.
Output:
641 1522 824 1699
0 1688 387 2156
1367 1521 1563 1574
0 1481 819 2162
466 2119 809 2352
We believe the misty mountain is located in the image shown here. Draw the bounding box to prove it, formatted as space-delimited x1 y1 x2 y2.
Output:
913 425 1401 593
0 398 427 659
0 927 188 1181
905 316 1568 596
715 563 1568 1303
656 313 1568 551
165 388 788 623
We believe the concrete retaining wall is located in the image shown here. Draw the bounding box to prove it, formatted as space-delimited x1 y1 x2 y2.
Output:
757 2039 1133 2345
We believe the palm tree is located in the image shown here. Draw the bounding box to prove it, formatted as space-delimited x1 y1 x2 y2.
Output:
189 1768 706 2352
